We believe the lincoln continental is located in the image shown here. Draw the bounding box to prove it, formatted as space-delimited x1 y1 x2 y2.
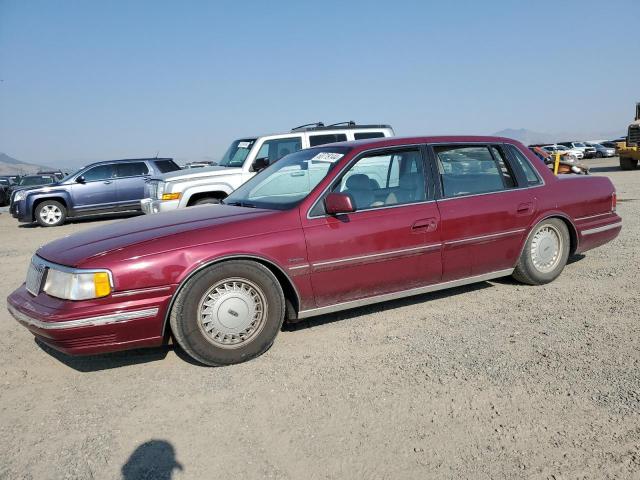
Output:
7 136 622 365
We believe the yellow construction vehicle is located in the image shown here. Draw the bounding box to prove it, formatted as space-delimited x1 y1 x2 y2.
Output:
618 102 640 170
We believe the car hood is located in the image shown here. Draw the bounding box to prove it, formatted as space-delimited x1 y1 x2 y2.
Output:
9 183 60 195
37 205 280 267
158 166 243 182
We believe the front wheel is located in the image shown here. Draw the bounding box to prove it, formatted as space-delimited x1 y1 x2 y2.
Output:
35 200 67 227
170 260 285 366
620 157 638 170
596 152 603 158
513 218 570 285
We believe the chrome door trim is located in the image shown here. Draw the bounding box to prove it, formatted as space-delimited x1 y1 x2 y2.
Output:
111 286 173 298
297 268 514 319
580 221 622 236
445 228 527 247
574 212 613 221
310 243 442 269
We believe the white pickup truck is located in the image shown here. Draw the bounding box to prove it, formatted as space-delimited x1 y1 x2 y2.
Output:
141 122 394 214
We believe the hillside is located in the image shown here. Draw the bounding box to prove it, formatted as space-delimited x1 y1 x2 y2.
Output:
0 153 49 175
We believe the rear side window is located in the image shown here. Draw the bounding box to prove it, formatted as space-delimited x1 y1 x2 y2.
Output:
82 165 115 182
354 132 385 140
435 145 516 198
506 145 542 186
116 162 149 178
309 134 347 147
152 159 181 173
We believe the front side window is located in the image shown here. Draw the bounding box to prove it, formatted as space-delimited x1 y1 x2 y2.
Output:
116 162 149 178
82 165 115 182
331 148 426 211
309 134 347 147
256 137 303 163
435 145 516 198
224 146 350 210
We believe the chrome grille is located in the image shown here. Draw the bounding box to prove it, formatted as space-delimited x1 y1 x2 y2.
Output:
628 125 640 147
26 258 46 296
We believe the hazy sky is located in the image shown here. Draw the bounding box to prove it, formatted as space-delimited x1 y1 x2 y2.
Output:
1 0 638 167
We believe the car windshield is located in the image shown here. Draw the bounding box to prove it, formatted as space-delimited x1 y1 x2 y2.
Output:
556 145 569 151
19 175 54 186
224 146 351 210
218 138 257 167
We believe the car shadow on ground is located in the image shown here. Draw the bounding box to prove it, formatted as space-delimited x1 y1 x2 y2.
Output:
588 165 624 173
121 440 183 480
18 211 143 228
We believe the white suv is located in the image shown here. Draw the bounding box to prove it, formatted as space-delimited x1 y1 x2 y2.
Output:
141 122 394 214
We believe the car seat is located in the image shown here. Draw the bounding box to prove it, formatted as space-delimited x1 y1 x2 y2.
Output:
343 174 374 210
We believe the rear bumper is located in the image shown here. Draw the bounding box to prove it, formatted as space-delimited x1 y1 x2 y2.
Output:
141 198 180 214
576 215 622 254
7 284 174 355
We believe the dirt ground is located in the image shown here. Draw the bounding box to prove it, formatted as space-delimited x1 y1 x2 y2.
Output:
0 157 638 479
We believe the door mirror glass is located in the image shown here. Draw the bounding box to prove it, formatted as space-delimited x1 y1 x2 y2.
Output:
76 176 86 184
325 192 355 215
252 157 270 172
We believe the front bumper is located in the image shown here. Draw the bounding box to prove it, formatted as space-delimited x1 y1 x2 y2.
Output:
141 198 180 215
7 284 174 355
10 199 30 221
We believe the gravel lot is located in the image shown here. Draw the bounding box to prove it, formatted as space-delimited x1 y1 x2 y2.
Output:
1 157 639 479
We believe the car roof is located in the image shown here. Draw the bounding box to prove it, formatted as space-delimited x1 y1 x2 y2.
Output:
324 135 524 152
83 157 174 168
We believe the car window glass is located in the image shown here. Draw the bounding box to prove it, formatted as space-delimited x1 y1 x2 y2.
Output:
490 146 516 188
507 145 542 186
354 132 385 140
332 149 426 211
256 137 303 163
116 162 149 178
309 134 348 147
82 165 114 182
435 145 516 198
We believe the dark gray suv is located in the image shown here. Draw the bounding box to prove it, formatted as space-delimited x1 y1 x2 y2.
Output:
10 158 180 227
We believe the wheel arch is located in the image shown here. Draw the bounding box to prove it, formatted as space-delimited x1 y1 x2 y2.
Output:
182 184 234 207
162 255 301 339
31 195 69 221
517 213 579 263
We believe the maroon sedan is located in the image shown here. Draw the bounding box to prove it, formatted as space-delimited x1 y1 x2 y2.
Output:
7 136 621 365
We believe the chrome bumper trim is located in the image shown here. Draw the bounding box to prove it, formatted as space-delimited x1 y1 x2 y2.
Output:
581 221 622 236
8 305 159 330
297 268 514 319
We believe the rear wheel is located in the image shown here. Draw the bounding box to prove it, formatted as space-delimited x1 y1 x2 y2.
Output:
170 260 285 366
620 157 638 170
513 218 570 285
596 151 603 158
35 200 67 227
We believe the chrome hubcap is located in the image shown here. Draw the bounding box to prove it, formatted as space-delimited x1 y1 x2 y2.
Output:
39 205 62 224
531 225 562 273
197 278 267 349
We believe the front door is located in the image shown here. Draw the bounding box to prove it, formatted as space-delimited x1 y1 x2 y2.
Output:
430 144 536 281
302 146 442 307
69 164 116 212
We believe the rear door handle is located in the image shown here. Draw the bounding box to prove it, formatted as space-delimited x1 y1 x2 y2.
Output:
516 202 533 215
412 218 438 233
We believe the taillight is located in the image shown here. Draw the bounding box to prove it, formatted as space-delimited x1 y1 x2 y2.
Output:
611 192 617 212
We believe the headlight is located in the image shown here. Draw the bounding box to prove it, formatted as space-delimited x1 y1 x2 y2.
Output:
14 190 27 202
43 268 112 300
156 182 165 199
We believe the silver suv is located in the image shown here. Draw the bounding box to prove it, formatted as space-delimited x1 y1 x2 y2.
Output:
141 122 394 214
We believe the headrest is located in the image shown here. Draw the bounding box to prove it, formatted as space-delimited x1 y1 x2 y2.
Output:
400 175 420 189
346 174 372 190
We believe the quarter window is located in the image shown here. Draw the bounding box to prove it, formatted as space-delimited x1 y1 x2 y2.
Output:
507 145 542 186
256 137 302 163
331 149 426 211
309 134 348 147
82 165 115 182
116 162 149 178
435 145 516 198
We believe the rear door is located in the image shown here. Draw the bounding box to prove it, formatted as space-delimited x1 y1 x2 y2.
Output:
302 146 442 307
430 143 536 281
114 161 150 208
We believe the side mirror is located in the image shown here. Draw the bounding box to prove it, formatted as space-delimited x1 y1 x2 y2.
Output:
76 176 86 184
325 192 355 215
252 157 269 172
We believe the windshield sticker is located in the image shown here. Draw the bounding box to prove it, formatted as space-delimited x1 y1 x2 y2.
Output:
238 141 252 149
311 152 344 162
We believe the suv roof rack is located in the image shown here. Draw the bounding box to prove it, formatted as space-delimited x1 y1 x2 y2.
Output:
290 121 392 132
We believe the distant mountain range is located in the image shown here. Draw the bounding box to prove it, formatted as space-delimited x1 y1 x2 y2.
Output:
0 153 50 175
492 128 625 146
